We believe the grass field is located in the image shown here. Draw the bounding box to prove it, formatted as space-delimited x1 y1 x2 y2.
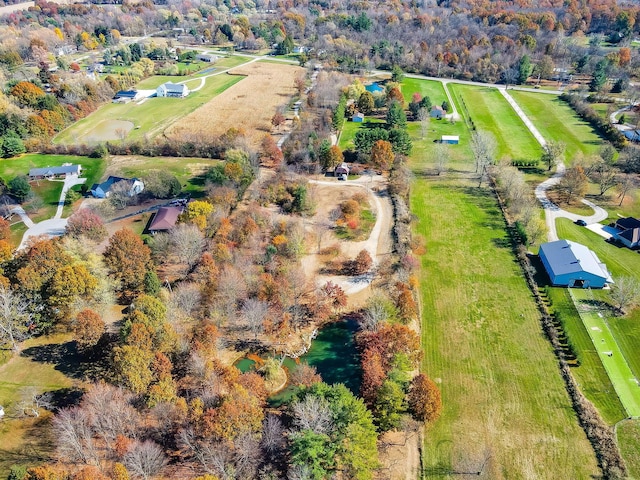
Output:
401 78 449 107
448 84 542 163
0 154 106 223
411 172 598 477
338 117 384 150
105 155 221 198
569 288 640 417
0 333 78 476
54 74 245 144
617 419 640 479
509 91 603 161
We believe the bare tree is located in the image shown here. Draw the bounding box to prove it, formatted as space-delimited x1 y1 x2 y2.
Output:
123 440 167 480
261 414 286 457
609 276 640 314
53 407 99 465
288 464 314 480
589 160 619 196
556 166 588 203
417 107 430 139
170 223 205 274
471 130 497 186
216 267 247 325
241 298 269 338
109 181 135 210
313 218 333 252
82 383 139 445
171 282 202 318
433 143 450 176
616 173 637 206
290 396 333 434
0 285 32 351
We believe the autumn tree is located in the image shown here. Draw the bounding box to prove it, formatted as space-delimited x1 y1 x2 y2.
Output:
370 139 394 171
104 229 152 295
408 373 442 422
73 309 105 352
323 145 344 171
541 141 566 171
66 209 108 242
180 200 214 232
352 249 373 275
556 166 588 204
0 285 32 351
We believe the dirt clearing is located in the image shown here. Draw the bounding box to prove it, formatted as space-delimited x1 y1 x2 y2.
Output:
165 62 304 146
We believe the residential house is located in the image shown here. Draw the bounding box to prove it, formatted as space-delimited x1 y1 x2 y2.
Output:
197 53 218 63
334 163 349 180
90 176 144 199
29 164 82 179
614 217 640 249
156 82 189 98
539 239 613 288
430 105 446 119
148 206 183 233
623 130 640 142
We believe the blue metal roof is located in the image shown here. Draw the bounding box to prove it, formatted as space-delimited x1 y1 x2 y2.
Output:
539 239 612 282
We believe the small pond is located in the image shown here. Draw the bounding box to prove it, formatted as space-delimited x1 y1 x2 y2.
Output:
235 319 362 405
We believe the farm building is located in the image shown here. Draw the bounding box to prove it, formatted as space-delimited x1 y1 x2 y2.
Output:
157 82 189 98
352 112 364 122
539 239 613 288
197 53 218 62
614 217 640 249
430 105 446 119
90 176 145 199
441 135 459 144
149 206 183 233
365 83 384 94
623 130 640 142
29 164 81 179
113 90 144 103
334 163 349 179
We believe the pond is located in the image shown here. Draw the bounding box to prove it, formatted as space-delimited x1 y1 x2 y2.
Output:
235 319 362 405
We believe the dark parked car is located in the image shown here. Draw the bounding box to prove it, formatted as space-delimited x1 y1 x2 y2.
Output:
575 219 587 226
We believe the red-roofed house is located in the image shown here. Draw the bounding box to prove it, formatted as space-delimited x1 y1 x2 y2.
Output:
149 206 183 233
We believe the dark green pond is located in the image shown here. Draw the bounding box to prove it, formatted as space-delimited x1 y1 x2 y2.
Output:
235 319 362 404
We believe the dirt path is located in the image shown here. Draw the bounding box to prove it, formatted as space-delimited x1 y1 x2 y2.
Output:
304 175 393 297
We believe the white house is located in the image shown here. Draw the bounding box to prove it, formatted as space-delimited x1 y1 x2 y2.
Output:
156 82 189 98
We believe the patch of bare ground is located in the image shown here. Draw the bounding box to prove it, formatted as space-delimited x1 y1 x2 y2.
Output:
165 62 305 147
376 428 421 480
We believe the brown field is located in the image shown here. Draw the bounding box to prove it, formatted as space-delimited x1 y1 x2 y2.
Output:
165 62 304 146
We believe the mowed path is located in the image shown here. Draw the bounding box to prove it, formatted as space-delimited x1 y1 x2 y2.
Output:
570 290 640 417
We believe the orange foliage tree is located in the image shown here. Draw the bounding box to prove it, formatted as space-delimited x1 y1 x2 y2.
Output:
408 373 442 422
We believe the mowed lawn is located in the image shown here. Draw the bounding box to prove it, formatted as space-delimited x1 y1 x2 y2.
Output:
411 174 597 478
449 84 542 163
509 91 603 160
338 117 384 150
54 73 244 144
401 78 448 107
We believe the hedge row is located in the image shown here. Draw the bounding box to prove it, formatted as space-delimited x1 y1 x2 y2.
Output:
560 93 626 150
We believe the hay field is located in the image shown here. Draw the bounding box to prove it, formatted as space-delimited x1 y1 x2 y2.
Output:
165 62 304 146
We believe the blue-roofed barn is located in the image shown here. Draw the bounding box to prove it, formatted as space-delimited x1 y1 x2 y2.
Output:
539 239 613 288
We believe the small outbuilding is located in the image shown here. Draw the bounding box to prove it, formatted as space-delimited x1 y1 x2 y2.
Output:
539 239 613 288
334 162 349 180
157 82 189 98
113 90 143 103
352 112 364 123
441 135 459 144
614 217 640 249
196 53 218 62
149 206 183 233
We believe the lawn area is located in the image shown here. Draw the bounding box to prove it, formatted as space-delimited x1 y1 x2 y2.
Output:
0 333 80 477
338 117 384 150
105 155 221 199
411 173 597 477
448 84 543 163
401 78 448 107
617 419 640 479
0 154 106 224
54 74 244 144
509 91 604 161
547 287 626 423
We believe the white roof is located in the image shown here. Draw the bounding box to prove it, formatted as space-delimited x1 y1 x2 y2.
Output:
442 135 459 141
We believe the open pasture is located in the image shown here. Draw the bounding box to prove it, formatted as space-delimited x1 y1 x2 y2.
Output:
410 172 598 478
449 84 542 163
165 62 305 147
509 91 603 160
54 74 243 144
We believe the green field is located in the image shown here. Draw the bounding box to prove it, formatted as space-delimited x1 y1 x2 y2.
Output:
448 84 542 163
338 118 384 150
617 419 640 479
411 172 598 477
54 73 245 144
401 78 449 107
0 154 106 223
509 91 603 160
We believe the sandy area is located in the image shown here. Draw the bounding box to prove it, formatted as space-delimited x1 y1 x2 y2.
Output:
165 62 304 147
